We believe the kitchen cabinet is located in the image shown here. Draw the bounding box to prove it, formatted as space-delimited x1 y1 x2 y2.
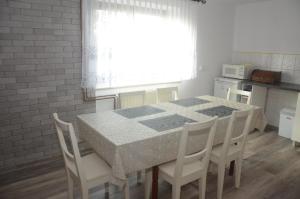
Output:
292 93 300 145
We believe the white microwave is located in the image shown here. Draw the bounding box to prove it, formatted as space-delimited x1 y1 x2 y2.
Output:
222 64 253 79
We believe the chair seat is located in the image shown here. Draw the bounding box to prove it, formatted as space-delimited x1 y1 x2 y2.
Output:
81 153 112 182
211 144 240 163
159 160 205 181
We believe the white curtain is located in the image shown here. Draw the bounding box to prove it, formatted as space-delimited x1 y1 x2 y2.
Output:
82 0 198 91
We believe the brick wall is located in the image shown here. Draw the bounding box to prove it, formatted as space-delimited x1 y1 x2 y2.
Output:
0 0 95 173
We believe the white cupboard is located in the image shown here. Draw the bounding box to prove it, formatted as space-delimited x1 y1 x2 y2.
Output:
292 93 300 145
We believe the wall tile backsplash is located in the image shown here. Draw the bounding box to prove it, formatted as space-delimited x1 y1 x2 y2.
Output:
232 52 300 84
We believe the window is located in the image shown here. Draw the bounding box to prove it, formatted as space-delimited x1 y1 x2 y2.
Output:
82 0 198 90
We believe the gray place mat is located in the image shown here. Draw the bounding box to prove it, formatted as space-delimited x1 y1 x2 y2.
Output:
139 114 196 132
170 98 210 107
196 106 237 118
115 105 165 119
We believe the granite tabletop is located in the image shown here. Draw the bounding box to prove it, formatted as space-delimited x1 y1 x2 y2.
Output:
77 95 267 185
242 80 300 92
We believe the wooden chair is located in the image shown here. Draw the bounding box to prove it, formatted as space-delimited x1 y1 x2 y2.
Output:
119 90 146 108
157 87 178 103
210 109 254 199
146 117 218 199
226 88 252 105
53 113 130 199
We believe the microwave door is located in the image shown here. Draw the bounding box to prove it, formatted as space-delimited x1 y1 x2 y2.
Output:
223 66 237 78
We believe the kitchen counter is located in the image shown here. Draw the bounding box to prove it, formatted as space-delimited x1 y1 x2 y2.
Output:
242 80 300 92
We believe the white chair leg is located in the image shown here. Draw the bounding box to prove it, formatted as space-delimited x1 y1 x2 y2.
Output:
137 171 142 184
67 173 74 199
145 169 152 199
234 158 242 188
217 164 226 199
199 175 207 199
81 188 89 199
172 184 181 199
105 183 110 197
124 180 130 199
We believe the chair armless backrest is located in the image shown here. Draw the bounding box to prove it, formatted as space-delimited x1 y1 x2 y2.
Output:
174 117 218 178
157 87 178 103
227 88 252 105
221 108 254 159
53 113 86 187
119 90 146 108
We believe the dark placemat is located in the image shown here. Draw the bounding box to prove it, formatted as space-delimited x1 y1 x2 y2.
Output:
115 105 165 119
170 98 210 107
196 106 237 118
139 114 196 132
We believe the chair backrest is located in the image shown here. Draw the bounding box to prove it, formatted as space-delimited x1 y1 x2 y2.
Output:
226 88 252 105
119 90 146 108
221 108 254 159
53 113 86 184
157 87 178 103
175 117 218 178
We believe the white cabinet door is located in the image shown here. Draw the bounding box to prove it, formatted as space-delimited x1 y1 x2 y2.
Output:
292 93 300 143
251 85 267 110
214 79 240 100
214 80 228 99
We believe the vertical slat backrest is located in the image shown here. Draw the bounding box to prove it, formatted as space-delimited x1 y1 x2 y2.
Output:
119 90 146 108
227 88 252 105
221 109 254 159
174 117 218 178
53 113 86 187
157 87 178 103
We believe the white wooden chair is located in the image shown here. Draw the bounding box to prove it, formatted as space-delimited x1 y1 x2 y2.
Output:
118 91 146 183
53 113 130 199
210 108 254 199
145 117 218 199
226 88 252 105
157 87 178 103
119 90 146 108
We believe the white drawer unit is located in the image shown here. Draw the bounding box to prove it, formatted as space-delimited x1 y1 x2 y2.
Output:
214 77 242 100
279 108 295 139
292 93 300 145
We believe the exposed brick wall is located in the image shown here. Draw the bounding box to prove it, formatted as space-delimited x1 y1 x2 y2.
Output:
0 0 95 173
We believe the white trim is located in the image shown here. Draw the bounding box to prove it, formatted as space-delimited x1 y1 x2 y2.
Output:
96 82 180 96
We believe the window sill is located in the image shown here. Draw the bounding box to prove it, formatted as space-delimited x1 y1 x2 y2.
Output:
96 82 181 96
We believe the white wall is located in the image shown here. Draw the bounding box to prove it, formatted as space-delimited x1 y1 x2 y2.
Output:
234 0 300 53
233 0 300 126
179 2 235 98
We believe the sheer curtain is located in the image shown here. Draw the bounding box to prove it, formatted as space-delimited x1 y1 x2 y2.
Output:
82 0 198 92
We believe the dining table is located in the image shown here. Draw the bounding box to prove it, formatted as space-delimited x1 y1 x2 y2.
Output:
77 95 266 199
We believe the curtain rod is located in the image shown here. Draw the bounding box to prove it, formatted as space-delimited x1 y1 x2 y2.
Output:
191 0 207 4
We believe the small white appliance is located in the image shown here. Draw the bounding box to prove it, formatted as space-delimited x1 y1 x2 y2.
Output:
279 108 295 139
222 64 253 80
214 77 242 100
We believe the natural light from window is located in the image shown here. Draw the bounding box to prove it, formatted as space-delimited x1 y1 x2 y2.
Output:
95 8 197 89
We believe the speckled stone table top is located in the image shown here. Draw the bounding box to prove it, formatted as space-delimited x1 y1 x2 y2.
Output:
242 80 300 92
170 97 210 107
77 95 266 185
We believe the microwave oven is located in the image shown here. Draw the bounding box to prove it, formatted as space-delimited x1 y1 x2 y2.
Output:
222 64 253 79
